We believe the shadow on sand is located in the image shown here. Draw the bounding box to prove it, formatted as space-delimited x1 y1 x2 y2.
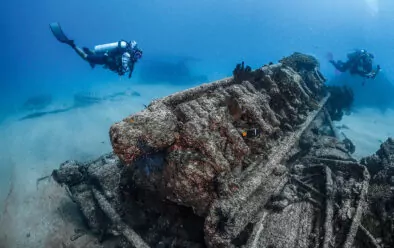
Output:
18 91 141 121
138 55 208 84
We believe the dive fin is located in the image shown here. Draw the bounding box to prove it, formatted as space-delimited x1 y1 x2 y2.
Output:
49 22 74 46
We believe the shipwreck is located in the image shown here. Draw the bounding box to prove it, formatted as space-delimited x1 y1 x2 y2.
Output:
52 53 394 248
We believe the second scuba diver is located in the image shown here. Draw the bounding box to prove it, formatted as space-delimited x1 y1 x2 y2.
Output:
329 49 381 79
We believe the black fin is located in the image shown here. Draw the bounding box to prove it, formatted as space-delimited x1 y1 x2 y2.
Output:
67 39 75 47
49 22 73 44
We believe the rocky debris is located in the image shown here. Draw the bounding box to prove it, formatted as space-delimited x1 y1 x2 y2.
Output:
51 52 388 248
360 138 394 248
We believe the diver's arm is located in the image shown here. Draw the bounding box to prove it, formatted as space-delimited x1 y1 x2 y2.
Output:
127 50 141 78
126 46 142 78
370 65 381 79
119 52 131 76
364 65 381 79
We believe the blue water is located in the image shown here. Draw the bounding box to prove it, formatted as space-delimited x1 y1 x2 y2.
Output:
2 0 394 117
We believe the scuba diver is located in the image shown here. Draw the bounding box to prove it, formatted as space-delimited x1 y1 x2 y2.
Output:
329 49 381 79
49 22 142 78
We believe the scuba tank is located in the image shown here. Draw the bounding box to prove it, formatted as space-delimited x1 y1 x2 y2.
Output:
94 40 128 54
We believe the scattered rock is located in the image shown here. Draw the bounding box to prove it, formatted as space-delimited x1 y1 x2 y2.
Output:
336 124 350 130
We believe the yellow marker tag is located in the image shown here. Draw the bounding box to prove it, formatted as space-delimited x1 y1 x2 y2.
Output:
242 131 247 137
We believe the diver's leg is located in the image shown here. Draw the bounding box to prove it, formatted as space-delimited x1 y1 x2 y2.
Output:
330 60 349 72
66 42 89 60
72 46 89 60
67 43 100 69
69 43 104 68
66 41 107 68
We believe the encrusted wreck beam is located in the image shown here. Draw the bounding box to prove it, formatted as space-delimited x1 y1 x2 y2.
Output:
324 108 340 139
304 157 359 171
244 211 269 248
342 166 370 248
92 189 150 248
290 175 326 199
204 94 330 247
357 225 382 248
323 166 334 248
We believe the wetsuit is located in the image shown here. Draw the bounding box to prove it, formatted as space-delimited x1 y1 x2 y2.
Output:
80 41 142 77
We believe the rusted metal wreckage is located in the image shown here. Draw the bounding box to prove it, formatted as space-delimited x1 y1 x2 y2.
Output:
53 53 384 248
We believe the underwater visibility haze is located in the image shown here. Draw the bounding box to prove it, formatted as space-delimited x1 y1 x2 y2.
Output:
2 0 394 247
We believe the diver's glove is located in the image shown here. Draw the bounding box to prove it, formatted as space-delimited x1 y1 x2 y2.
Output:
373 66 381 79
132 48 143 62
365 65 381 79
127 48 141 79
372 65 381 79
365 73 374 79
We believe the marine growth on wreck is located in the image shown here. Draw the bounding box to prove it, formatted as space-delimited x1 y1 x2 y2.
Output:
52 53 394 248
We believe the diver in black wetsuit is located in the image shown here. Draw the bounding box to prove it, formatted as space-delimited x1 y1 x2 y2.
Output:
49 22 143 78
329 49 381 79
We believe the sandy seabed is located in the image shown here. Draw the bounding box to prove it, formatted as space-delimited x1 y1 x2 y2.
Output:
0 83 187 248
0 84 392 247
334 107 394 160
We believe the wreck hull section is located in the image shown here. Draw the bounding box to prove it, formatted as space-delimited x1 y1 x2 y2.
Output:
52 53 389 248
